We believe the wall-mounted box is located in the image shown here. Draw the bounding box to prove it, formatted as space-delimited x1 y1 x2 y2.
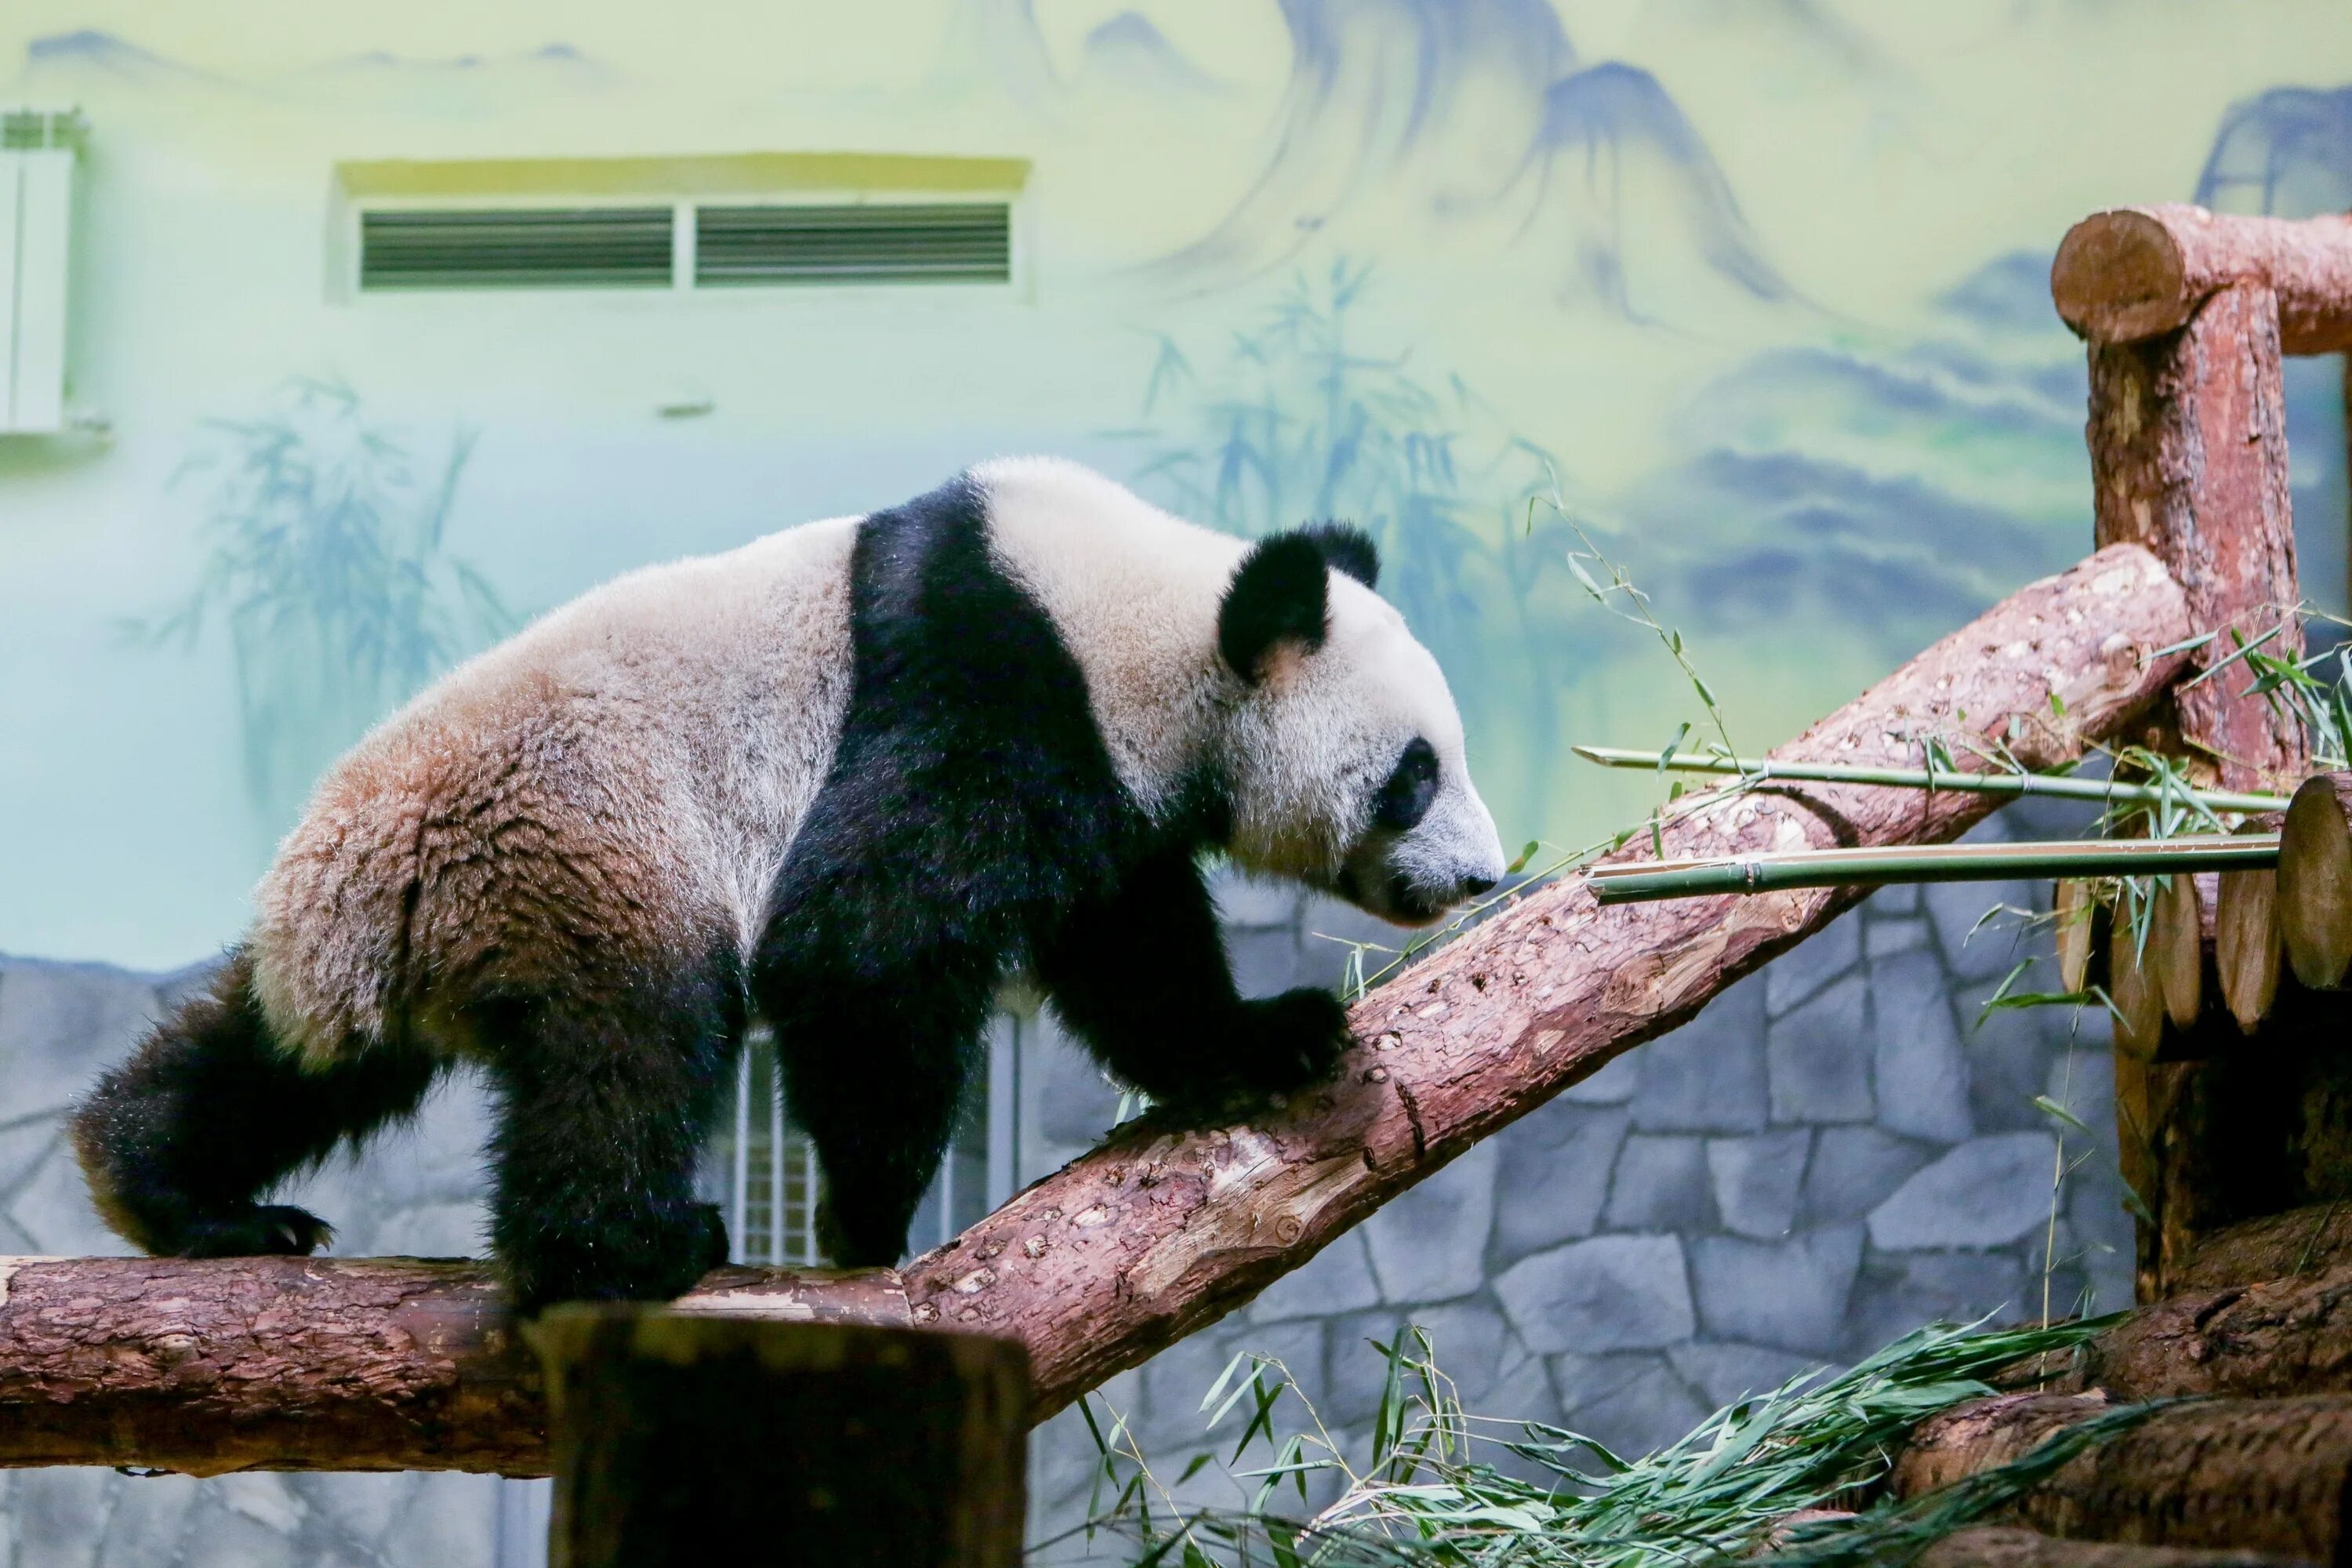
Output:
1 109 83 436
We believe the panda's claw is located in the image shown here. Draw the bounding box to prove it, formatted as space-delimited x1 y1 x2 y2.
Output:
1229 988 1352 1094
177 1203 335 1259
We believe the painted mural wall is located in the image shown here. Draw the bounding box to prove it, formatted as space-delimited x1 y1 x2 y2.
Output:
2 2 2348 967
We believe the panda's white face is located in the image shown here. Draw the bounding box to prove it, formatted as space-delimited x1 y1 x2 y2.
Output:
1218 549 1508 927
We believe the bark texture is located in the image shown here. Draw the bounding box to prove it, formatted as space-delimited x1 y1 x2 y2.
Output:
2053 205 2352 354
0 546 2193 1474
2216 817 2286 1033
2063 1261 2352 1400
1918 1525 2314 1568
2176 1202 2352 1291
1895 1392 2352 1563
2087 281 2303 793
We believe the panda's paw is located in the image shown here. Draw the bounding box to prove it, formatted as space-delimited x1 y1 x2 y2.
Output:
177 1204 335 1258
1232 988 1353 1093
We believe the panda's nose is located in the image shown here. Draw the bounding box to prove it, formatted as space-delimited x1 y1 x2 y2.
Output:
1461 874 1497 898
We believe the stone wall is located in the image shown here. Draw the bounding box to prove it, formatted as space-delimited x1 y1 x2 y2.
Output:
0 802 2132 1564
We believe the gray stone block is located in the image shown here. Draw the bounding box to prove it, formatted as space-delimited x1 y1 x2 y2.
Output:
1690 1226 1865 1356
1926 879 2037 982
1765 913 1860 1018
1490 1105 1629 1266
182 1507 302 1568
1035 1051 1124 1146
1842 1250 2031 1360
1867 881 1921 914
1867 1132 2057 1250
1965 1000 2063 1135
1213 870 1305 930
152 956 227 1017
1766 975 1873 1124
0 1118 60 1201
99 1470 204 1564
1602 1134 1713 1231
1707 1130 1810 1239
1632 975 1767 1134
1667 1341 1828 1408
1323 1297 1512 1425
0 957 162 1119
375 1472 503 1568
365 1200 488 1259
1251 1226 1382 1322
14 1466 115 1568
1363 1140 1496 1305
1228 924 1308 999
1495 1234 1694 1354
9 1138 133 1256
1871 951 1973 1142
1559 1051 1640 1105
216 1471 307 1533
294 1472 411 1553
1864 916 1932 958
1801 1127 1936 1225
1547 1351 1711 1461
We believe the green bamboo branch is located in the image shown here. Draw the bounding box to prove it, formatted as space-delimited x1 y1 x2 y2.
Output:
1588 834 2280 905
1572 744 2289 815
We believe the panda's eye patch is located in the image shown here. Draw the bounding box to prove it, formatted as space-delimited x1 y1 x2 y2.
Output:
1374 738 1440 832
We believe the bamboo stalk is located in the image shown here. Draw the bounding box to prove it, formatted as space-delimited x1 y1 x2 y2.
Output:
1571 745 2290 815
1588 836 2280 905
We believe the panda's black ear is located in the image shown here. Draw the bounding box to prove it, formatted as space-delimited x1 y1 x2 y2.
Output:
1218 532 1330 683
1299 521 1379 589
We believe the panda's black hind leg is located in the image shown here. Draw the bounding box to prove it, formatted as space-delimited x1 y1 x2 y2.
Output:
757 939 995 1269
476 960 745 1315
68 946 442 1261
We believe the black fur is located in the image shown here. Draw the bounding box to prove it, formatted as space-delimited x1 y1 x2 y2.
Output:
1218 531 1333 681
476 955 742 1310
1298 521 1380 589
68 947 440 1260
754 477 1348 1268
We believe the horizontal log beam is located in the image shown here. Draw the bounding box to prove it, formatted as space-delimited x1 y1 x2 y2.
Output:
2054 205 2352 353
2060 1261 2352 1401
2174 1201 2352 1291
1894 1392 2352 1563
1919 1526 2312 1568
0 546 2194 1475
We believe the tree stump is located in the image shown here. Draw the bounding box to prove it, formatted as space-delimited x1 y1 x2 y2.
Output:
532 1308 1028 1568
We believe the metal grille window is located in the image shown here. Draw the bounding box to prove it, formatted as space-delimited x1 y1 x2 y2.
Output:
358 207 674 291
694 203 1011 287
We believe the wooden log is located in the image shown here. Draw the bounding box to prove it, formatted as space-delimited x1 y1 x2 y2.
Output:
2087 278 2303 792
2216 817 2286 1033
2176 1200 2352 1289
2082 251 2308 1301
2055 877 2103 994
1918 1526 2314 1568
1893 1392 2352 1563
2152 871 2213 1031
0 546 2196 1474
2062 1260 2352 1399
534 1308 1026 1568
2053 205 2352 354
2279 771 2352 990
2108 915 2170 1062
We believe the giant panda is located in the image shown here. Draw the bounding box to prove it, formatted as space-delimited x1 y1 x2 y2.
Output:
71 458 1507 1312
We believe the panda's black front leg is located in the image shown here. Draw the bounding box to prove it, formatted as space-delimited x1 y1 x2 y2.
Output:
1035 848 1352 1109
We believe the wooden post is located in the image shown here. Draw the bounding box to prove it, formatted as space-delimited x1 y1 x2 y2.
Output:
532 1309 1028 1568
2069 212 2314 1301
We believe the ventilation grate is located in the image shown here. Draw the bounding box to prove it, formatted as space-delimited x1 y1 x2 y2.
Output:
695 203 1011 286
359 207 674 290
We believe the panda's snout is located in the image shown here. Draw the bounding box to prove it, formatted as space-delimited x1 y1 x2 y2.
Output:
1461 873 1497 898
